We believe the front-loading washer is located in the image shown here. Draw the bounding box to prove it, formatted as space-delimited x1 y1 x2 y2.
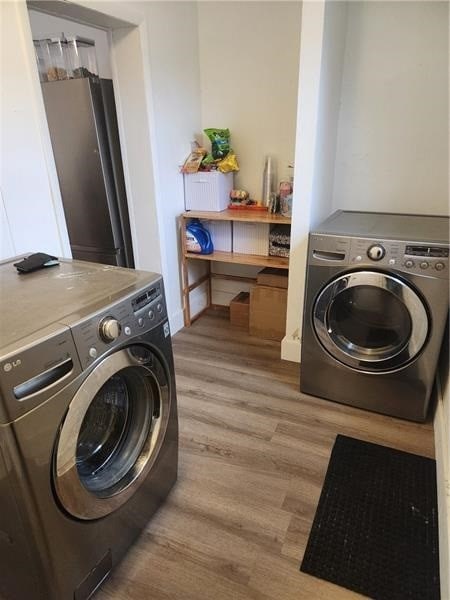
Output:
0 258 178 600
300 210 449 422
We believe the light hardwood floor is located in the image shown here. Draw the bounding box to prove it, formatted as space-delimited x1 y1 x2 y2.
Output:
97 309 435 600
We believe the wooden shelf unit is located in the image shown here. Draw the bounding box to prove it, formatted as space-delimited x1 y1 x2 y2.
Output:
180 209 291 326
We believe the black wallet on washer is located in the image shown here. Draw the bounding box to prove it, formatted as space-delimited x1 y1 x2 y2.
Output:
14 253 59 274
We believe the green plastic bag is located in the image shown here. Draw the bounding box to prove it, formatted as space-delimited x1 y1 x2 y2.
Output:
204 128 230 160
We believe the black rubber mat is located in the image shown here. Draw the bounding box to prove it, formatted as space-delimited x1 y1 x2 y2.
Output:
300 435 440 600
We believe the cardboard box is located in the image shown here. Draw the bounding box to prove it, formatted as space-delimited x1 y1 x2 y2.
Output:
256 267 288 289
230 291 250 329
249 285 287 341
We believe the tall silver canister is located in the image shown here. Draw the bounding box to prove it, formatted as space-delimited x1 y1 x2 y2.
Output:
261 156 276 207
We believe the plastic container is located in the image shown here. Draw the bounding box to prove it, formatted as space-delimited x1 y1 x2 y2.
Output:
33 34 98 82
46 35 72 81
184 171 233 212
280 194 293 217
66 36 98 79
33 39 51 82
185 220 214 254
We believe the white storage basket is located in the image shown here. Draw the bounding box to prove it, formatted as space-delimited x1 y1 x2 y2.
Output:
201 220 232 252
184 171 233 212
233 222 270 256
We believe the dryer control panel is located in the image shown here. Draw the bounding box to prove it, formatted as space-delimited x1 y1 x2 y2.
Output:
309 234 449 279
350 239 449 277
71 280 168 369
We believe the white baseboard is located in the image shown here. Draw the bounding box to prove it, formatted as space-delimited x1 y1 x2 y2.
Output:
434 376 450 600
281 335 301 363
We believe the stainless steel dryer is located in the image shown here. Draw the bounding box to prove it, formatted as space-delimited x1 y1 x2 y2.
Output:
300 210 449 422
0 259 178 600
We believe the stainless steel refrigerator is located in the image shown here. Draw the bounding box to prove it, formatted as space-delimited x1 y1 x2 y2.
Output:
42 77 134 268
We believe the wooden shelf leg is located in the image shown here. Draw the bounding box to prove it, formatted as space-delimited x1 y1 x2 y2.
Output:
207 261 212 309
180 216 191 327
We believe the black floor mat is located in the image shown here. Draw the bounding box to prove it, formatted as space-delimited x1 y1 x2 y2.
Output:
300 435 440 600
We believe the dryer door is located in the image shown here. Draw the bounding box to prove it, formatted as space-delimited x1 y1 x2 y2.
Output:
313 271 429 372
54 345 170 520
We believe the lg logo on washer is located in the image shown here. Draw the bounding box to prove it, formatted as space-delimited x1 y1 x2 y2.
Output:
3 359 21 372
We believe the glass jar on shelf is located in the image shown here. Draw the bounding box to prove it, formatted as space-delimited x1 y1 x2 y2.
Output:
33 39 51 82
46 35 72 81
66 36 99 79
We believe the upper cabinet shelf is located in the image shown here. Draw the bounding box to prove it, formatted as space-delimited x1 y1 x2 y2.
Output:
182 209 291 225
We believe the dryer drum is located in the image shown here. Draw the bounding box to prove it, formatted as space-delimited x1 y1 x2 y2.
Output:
313 271 429 372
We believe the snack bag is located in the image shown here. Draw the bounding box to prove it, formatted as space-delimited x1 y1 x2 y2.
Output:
218 152 239 173
204 128 230 160
181 150 205 173
202 153 216 165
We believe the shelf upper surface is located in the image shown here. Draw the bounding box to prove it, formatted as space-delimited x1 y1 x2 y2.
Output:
184 250 289 269
182 209 291 224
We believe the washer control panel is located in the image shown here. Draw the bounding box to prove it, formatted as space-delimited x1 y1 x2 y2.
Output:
309 234 449 279
71 280 167 369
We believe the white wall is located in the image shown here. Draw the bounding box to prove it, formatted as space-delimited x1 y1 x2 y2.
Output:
282 0 329 362
283 0 347 357
282 0 449 362
0 191 15 259
310 0 347 229
197 1 301 309
24 2 202 333
142 1 202 331
110 24 163 278
28 9 112 78
332 1 449 214
5 1 200 333
0 1 69 261
197 1 301 201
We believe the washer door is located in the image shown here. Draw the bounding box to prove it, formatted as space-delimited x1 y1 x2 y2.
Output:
54 345 170 520
313 271 429 372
